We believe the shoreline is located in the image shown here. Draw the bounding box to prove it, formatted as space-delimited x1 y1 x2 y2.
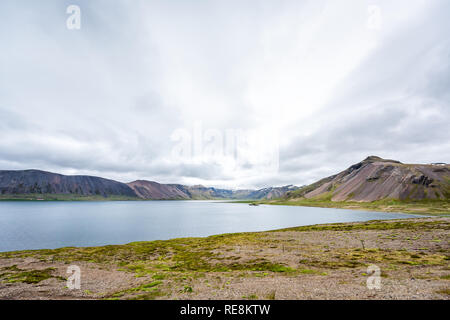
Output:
238 199 450 216
0 213 422 254
0 202 426 254
2 195 449 216
1 216 448 300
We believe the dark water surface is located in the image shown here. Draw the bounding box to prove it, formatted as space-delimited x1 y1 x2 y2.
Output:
0 201 417 252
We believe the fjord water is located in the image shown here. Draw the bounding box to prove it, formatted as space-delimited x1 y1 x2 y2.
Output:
0 201 416 252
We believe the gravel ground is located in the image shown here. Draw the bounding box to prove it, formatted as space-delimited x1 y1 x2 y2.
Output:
0 217 449 300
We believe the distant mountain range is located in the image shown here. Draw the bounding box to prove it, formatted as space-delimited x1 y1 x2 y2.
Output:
284 156 449 202
127 180 298 200
1 156 448 202
0 169 299 200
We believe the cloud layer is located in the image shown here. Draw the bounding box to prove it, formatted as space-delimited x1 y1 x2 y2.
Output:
0 0 449 188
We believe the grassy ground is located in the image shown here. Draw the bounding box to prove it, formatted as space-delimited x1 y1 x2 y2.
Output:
241 199 450 216
0 217 448 300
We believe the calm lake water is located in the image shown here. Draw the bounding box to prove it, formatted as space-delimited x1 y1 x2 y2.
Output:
0 201 417 252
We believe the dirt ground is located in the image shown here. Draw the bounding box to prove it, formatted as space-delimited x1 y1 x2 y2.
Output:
0 217 449 300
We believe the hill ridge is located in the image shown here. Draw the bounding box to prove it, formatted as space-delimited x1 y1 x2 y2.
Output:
285 156 449 202
0 170 298 200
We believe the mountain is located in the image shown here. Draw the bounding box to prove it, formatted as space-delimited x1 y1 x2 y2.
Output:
185 185 299 200
183 185 234 199
0 170 298 200
0 170 138 198
233 185 300 200
127 180 190 200
127 180 298 200
284 156 450 202
127 181 235 200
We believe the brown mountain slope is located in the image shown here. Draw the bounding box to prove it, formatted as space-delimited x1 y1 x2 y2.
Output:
127 180 299 200
0 170 298 201
127 181 235 200
286 156 450 202
127 180 191 200
0 170 138 198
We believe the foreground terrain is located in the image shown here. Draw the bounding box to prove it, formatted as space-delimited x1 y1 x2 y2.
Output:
0 217 449 300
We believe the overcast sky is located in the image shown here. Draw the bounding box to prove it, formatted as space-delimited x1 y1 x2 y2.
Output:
0 0 449 189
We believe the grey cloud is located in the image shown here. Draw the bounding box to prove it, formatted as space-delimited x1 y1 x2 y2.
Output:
0 0 449 189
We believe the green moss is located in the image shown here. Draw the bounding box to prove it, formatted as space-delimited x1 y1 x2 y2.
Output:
108 280 164 299
265 291 276 300
1 265 21 272
128 289 165 300
141 281 162 289
298 268 327 275
0 265 61 284
272 220 448 233
436 288 450 296
297 247 447 270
